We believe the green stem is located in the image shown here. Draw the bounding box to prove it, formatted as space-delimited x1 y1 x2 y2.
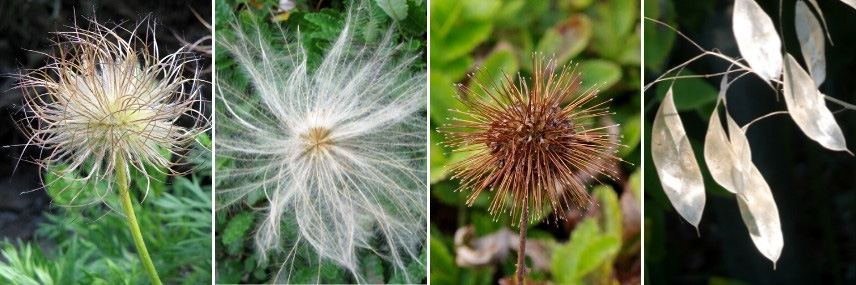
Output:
116 157 162 285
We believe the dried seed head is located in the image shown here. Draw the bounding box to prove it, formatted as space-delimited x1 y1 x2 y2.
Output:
215 6 426 282
300 126 334 158
440 55 623 224
14 16 206 206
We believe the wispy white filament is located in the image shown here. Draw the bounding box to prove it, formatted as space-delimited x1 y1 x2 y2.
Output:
15 17 204 209
216 7 426 283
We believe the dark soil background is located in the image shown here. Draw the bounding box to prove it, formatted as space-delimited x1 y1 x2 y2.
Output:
0 0 211 242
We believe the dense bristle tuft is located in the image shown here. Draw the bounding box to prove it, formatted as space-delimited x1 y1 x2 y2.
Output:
439 56 622 225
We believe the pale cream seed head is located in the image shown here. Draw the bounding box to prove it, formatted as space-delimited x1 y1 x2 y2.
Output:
15 16 206 207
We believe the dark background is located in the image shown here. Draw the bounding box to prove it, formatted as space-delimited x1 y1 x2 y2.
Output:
645 0 856 283
0 0 211 242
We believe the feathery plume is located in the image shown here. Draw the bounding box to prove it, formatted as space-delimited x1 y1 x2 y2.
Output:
215 5 426 282
12 15 207 284
14 16 205 209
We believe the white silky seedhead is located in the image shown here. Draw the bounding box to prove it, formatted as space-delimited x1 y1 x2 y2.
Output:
216 8 426 283
15 17 205 207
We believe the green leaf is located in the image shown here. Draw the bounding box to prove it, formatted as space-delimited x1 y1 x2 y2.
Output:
561 0 594 11
359 1 390 43
629 170 641 199
653 71 717 110
467 49 519 99
375 0 408 21
320 260 345 282
471 211 501 236
578 59 622 93
535 14 591 66
360 254 384 283
429 71 468 124
617 31 642 66
592 0 638 59
575 235 620 278
593 186 622 239
643 0 676 72
430 123 449 183
291 266 319 284
429 236 457 284
430 181 466 208
493 0 525 24
430 0 495 63
214 0 233 29
221 212 255 244
303 12 345 33
619 113 642 158
435 55 473 82
552 219 596 284
462 0 501 20
551 219 620 283
401 0 428 37
389 248 427 283
43 163 111 207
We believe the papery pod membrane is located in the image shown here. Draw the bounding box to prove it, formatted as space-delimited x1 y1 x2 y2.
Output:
782 53 849 152
725 114 783 267
651 87 705 228
733 0 782 81
805 0 832 43
704 77 741 194
842 0 856 11
795 0 826 87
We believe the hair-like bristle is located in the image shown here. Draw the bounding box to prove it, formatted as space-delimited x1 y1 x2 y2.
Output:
440 55 623 225
14 16 206 209
215 4 426 283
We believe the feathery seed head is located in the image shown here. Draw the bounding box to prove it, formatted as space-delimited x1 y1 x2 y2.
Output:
217 5 426 282
440 55 623 225
14 16 205 206
300 126 334 158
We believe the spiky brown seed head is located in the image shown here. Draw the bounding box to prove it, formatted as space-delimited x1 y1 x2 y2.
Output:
440 56 623 224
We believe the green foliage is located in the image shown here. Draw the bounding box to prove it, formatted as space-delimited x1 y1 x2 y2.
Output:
0 135 212 284
376 0 408 21
550 187 623 285
653 70 718 112
428 236 458 284
221 212 255 245
429 0 641 283
214 0 427 283
643 0 676 72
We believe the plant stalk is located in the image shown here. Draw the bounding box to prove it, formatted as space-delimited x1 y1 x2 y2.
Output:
116 156 163 285
517 192 529 285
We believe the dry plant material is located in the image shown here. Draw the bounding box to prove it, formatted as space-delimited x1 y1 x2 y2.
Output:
440 55 623 283
647 0 855 266
215 4 426 282
453 226 551 272
13 16 207 284
14 16 205 208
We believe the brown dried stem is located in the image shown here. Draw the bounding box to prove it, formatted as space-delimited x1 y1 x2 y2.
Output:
517 191 529 285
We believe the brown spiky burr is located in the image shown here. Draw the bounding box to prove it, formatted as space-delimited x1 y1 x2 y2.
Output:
440 55 623 283
440 56 623 224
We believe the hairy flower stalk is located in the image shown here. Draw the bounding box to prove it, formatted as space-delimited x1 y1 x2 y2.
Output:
440 56 623 284
14 17 205 284
216 6 426 283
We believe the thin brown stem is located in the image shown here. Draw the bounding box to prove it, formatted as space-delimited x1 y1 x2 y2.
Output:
516 191 529 285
